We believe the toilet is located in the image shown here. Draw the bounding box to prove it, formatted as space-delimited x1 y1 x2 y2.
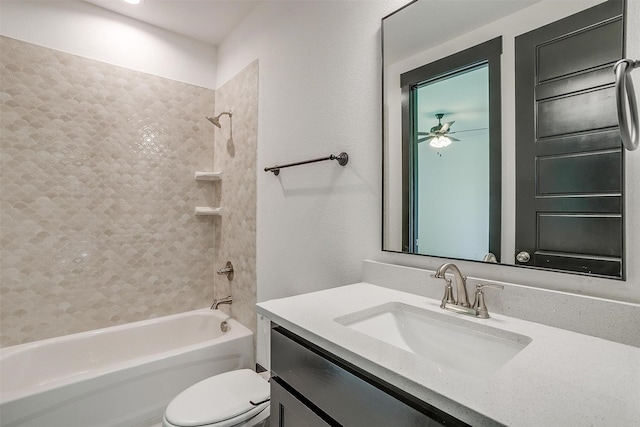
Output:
162 369 270 427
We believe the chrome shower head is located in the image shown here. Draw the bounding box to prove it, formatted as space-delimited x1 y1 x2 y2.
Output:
206 116 221 128
206 110 232 128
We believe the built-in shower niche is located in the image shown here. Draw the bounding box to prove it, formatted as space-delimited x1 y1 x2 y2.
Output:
195 171 223 216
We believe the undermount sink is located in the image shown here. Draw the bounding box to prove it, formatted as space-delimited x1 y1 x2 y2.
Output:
334 302 531 378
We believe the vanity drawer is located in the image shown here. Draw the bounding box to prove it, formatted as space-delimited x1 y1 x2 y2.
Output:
271 378 333 427
271 326 468 427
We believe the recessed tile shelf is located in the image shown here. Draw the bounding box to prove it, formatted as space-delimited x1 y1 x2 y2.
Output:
195 172 222 216
195 207 222 216
195 171 222 181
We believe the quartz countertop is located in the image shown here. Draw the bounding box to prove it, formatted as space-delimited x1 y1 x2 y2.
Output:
257 283 640 427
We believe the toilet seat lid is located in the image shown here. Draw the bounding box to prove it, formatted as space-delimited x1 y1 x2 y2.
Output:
165 369 270 427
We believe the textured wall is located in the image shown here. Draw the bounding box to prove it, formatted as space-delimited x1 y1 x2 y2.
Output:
211 61 258 337
0 36 217 347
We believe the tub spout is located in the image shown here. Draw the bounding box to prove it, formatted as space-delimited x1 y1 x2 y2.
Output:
210 296 232 310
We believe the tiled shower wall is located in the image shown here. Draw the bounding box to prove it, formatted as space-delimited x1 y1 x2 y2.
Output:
212 61 259 336
0 36 220 347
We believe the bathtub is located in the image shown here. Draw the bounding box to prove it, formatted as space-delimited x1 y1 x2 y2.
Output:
0 309 253 427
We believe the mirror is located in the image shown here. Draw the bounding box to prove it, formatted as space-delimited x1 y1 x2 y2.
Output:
382 0 625 278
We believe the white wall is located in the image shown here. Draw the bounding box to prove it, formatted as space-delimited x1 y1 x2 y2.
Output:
218 0 640 318
217 0 408 304
0 1 217 89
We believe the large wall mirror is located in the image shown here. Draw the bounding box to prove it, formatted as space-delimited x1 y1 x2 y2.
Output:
382 0 626 279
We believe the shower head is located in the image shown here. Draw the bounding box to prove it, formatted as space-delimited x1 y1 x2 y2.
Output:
206 110 232 128
206 116 221 128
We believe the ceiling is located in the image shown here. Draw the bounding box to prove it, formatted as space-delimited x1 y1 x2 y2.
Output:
383 0 539 64
86 0 539 51
84 0 259 46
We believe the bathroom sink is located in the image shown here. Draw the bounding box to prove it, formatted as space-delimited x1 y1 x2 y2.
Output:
334 302 531 378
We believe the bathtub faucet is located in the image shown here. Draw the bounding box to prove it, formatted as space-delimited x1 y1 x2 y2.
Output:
210 296 232 310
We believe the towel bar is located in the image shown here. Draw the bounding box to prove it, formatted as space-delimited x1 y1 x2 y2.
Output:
264 152 349 176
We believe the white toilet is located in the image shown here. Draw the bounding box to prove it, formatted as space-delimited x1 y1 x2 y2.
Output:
162 369 270 427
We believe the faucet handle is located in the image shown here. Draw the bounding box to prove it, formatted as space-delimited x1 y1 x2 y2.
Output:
440 278 455 308
473 283 504 319
477 283 504 291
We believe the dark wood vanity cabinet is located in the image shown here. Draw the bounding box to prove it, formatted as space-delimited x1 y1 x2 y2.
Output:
270 379 333 427
270 326 469 427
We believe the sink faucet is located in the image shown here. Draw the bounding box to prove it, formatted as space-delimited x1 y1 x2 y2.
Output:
433 263 470 308
210 295 232 310
432 263 504 318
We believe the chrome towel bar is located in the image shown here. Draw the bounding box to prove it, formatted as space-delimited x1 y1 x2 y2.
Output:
264 152 349 176
614 58 639 151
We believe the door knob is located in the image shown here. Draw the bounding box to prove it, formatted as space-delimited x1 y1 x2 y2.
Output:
516 251 530 263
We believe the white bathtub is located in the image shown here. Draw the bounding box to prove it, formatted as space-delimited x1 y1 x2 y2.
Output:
0 309 253 427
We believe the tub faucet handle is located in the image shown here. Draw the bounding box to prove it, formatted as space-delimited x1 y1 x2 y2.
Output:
217 261 234 280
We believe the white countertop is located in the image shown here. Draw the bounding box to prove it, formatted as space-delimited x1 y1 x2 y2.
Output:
257 283 640 427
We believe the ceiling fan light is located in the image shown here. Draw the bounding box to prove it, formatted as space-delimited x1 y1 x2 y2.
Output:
429 136 451 148
429 136 444 148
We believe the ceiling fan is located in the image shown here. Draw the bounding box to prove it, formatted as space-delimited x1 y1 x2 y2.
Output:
417 113 485 148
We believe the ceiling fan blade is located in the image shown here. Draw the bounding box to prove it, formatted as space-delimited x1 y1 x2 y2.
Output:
439 120 455 133
449 127 488 134
417 137 430 143
449 136 461 142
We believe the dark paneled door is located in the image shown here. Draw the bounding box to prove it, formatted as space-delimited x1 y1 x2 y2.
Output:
515 0 624 278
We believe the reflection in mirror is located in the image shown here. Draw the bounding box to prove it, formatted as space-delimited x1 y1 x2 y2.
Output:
415 69 489 259
401 39 502 262
514 0 624 277
382 0 625 278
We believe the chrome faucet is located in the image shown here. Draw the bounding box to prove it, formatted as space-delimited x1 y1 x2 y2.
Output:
433 263 470 308
432 263 503 318
210 295 232 310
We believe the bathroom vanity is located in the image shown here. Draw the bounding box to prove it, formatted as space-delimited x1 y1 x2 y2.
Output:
270 326 466 426
257 281 640 426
